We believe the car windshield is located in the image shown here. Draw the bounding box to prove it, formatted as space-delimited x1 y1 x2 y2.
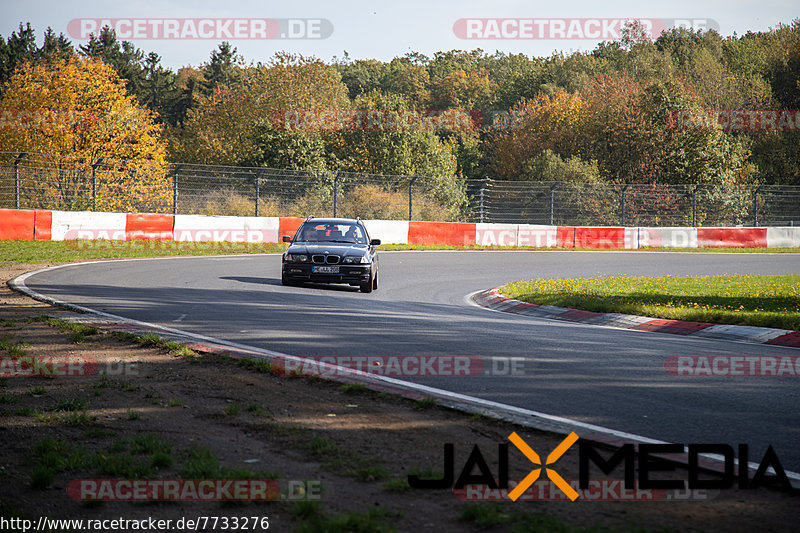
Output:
295 223 367 244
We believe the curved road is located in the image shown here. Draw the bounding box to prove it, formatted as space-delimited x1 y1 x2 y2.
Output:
22 251 800 470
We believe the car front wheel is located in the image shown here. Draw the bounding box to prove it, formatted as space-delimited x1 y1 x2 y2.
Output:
361 272 375 293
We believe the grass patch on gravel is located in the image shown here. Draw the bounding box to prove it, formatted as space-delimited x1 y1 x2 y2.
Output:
502 274 800 331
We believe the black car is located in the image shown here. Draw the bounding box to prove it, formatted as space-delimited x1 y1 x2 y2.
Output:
281 217 380 292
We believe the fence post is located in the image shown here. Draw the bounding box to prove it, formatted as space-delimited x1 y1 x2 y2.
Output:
408 176 418 221
333 174 339 218
549 182 558 225
753 185 764 226
254 172 261 217
620 185 628 226
479 183 484 223
691 185 699 227
14 152 26 209
172 164 183 215
479 177 493 223
91 158 103 211
478 177 488 223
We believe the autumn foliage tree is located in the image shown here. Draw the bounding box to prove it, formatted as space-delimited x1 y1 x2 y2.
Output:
488 90 586 180
325 90 459 177
321 90 466 220
172 53 350 166
430 68 496 109
0 56 169 211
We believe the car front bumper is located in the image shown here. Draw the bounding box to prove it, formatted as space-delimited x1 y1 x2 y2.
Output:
282 263 373 284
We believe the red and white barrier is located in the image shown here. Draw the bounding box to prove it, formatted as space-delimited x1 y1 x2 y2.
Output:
173 215 279 243
125 213 174 241
638 227 698 248
1 208 798 249
477 223 518 246
278 217 304 241
766 227 800 248
0 209 39 240
408 221 476 246
574 227 625 249
52 210 127 241
697 227 767 248
363 220 409 244
476 224 560 247
516 225 557 247
623 228 639 249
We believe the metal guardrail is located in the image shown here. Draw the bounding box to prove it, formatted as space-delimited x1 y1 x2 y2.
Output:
1 152 798 226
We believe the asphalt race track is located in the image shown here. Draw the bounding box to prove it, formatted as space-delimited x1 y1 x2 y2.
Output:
21 251 800 471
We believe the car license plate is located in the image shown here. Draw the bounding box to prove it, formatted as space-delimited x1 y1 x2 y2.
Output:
313 266 339 273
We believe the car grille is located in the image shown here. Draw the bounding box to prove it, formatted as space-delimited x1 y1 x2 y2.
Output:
312 255 340 264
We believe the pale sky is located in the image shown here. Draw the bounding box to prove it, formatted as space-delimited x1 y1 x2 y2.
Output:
1 0 797 69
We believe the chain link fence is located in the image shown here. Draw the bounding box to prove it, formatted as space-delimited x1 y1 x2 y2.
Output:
2 152 798 226
465 180 800 226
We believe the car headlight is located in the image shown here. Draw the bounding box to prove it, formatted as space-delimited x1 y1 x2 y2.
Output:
342 255 369 264
285 254 310 263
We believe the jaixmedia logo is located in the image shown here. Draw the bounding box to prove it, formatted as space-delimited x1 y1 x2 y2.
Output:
408 432 792 501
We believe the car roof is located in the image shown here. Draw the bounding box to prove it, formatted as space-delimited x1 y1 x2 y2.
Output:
303 218 363 225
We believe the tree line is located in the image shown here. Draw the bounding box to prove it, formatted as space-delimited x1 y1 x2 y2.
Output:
1 20 798 193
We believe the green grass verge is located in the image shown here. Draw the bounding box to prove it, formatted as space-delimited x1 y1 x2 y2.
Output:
27 435 276 490
503 274 800 331
0 240 288 266
1 240 798 267
631 246 800 253
379 244 800 253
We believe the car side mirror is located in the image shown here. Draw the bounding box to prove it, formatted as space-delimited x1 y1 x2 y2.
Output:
370 239 381 245
282 235 293 243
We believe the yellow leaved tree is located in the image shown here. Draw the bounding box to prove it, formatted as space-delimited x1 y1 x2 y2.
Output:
488 90 586 180
0 57 170 212
172 52 351 166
